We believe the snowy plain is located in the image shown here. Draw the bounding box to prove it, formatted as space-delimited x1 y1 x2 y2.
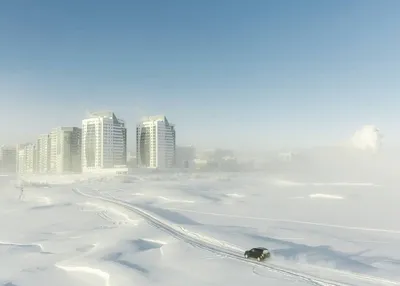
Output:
1 166 400 286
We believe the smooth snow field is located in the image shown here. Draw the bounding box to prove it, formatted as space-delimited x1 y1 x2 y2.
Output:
1 172 400 286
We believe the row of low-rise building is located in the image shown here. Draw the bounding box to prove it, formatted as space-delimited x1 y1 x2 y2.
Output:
13 126 83 175
0 145 17 173
0 111 198 175
13 111 128 175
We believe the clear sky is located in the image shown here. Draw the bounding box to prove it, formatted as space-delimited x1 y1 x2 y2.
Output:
1 0 399 151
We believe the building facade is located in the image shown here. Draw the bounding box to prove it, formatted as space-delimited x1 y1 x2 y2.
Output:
81 111 127 172
36 134 51 173
50 129 57 172
50 127 82 173
0 145 17 173
17 143 36 174
136 115 176 169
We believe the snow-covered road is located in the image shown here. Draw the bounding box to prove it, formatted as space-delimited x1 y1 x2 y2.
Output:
72 187 398 286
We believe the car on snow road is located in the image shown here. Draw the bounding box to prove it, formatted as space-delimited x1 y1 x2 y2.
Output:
244 247 270 261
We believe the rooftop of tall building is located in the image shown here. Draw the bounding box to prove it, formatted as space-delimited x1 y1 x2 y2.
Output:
140 115 173 126
86 111 124 124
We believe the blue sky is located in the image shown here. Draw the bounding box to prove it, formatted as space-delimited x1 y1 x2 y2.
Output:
1 0 399 151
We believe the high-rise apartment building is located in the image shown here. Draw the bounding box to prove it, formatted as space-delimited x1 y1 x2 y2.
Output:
50 127 82 173
36 134 51 173
17 143 36 174
81 111 127 171
136 115 176 169
50 129 57 172
0 145 17 173
16 143 26 174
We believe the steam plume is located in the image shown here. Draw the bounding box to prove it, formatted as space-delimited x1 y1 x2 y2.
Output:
351 125 383 152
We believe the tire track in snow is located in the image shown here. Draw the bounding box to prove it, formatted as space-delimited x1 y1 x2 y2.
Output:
72 188 398 286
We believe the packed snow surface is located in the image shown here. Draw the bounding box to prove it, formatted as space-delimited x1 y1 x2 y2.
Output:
1 171 400 286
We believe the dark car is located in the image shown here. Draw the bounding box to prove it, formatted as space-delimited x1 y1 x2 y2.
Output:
244 247 270 261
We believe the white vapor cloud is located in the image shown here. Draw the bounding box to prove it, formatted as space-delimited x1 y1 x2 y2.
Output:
351 125 383 152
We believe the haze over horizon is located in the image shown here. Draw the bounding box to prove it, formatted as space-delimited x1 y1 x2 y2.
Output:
1 0 399 151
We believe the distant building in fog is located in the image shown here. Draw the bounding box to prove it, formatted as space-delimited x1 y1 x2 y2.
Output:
17 143 36 174
0 145 17 173
136 115 176 169
36 134 51 173
195 148 239 171
278 152 294 162
175 145 196 169
127 151 137 168
50 127 82 173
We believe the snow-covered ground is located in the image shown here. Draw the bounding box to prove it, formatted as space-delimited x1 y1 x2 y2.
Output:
1 171 400 286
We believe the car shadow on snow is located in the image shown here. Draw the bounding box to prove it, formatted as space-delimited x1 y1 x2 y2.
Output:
249 234 377 274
